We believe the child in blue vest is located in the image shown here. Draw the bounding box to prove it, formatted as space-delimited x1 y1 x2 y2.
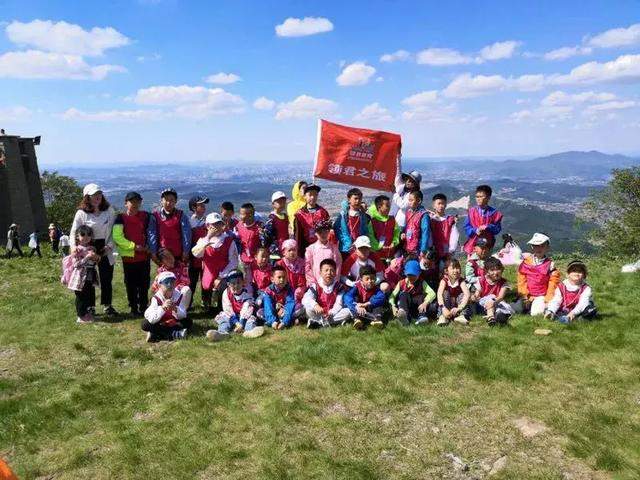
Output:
401 190 430 258
344 265 387 330
334 188 370 257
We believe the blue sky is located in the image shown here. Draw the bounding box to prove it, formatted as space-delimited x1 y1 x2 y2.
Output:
1 0 639 166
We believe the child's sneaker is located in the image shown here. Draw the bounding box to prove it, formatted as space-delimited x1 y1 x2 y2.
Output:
453 315 469 325
172 328 187 340
370 319 385 330
307 320 323 329
207 330 230 342
396 308 409 326
243 326 265 338
436 315 448 326
145 331 157 343
104 305 120 317
415 316 429 325
557 315 571 324
76 314 93 324
353 318 365 330
495 312 510 325
486 316 497 327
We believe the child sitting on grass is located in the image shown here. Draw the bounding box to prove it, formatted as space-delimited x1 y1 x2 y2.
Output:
436 259 471 326
143 271 192 342
251 247 273 296
261 265 298 330
471 257 514 326
344 265 387 330
389 259 436 326
303 258 350 328
544 260 597 323
515 233 560 316
67 225 100 324
341 235 387 291
206 270 264 341
152 249 192 307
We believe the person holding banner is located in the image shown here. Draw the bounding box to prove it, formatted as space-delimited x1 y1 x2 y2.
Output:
391 170 422 229
293 184 330 258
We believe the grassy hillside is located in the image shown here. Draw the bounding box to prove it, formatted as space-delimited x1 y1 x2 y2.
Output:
1 247 639 479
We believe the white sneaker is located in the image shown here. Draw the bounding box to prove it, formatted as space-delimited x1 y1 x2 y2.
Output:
206 330 230 342
243 326 265 338
453 315 469 325
621 259 640 273
76 314 93 324
436 315 448 326
396 308 409 326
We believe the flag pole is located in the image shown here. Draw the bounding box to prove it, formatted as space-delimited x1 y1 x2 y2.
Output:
312 118 323 184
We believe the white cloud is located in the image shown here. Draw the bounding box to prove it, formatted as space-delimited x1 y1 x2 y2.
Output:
509 105 574 123
0 50 126 80
541 90 617 106
416 48 474 66
400 90 456 123
380 50 410 63
275 94 337 120
401 90 439 109
206 72 241 84
478 40 520 61
134 85 245 118
6 20 130 56
253 96 276 110
353 103 393 122
61 107 163 121
543 46 592 61
275 17 333 37
551 54 640 85
588 23 640 48
336 62 376 86
0 105 32 121
584 100 637 112
443 74 508 98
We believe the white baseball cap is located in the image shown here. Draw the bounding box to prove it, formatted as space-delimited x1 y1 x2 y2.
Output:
271 191 287 202
157 271 176 283
527 232 550 245
205 212 224 224
83 183 101 196
354 235 371 249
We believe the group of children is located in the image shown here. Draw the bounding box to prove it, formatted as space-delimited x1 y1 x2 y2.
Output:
64 180 597 342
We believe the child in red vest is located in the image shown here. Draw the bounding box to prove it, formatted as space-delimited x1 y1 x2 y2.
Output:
463 184 502 254
250 247 273 295
465 237 490 286
341 235 388 292
305 220 342 286
303 258 350 328
367 195 400 262
188 194 210 310
113 191 151 316
436 258 471 326
152 249 191 304
544 260 597 323
389 259 437 326
343 265 387 330
429 193 459 266
471 257 514 326
293 184 330 258
334 188 370 257
277 239 307 304
264 191 290 259
206 270 263 341
401 190 430 258
515 233 561 316
383 255 405 291
148 188 192 266
191 212 239 312
143 271 192 342
235 202 264 286
260 265 299 329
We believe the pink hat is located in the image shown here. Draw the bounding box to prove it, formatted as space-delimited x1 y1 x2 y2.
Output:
282 239 297 251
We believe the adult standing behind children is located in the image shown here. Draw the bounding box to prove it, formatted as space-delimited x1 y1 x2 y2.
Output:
147 188 192 267
113 191 151 316
391 170 422 229
70 184 119 316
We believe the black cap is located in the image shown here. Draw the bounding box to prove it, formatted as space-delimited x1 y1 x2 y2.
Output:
160 188 178 199
188 195 210 212
474 237 489 248
125 191 143 202
303 184 321 194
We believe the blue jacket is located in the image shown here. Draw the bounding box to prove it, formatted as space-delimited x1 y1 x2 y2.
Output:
147 208 192 256
463 206 502 237
343 283 387 314
261 284 296 327
403 206 431 255
333 200 370 254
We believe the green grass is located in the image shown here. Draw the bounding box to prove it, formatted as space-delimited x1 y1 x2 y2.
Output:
1 246 639 479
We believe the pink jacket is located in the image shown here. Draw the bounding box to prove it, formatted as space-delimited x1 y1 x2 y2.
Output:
67 245 100 292
304 240 342 286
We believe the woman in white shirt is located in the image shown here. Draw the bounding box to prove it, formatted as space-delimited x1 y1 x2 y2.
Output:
70 183 118 316
391 169 422 229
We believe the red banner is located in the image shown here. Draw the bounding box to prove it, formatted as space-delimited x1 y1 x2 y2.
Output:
313 119 401 192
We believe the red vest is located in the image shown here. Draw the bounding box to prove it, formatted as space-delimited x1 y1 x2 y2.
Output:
355 281 377 303
478 276 505 297
347 214 361 241
384 257 404 290
277 258 306 290
236 221 262 263
558 283 587 310
227 288 246 315
314 282 340 313
463 207 503 254
430 215 456 258
252 261 273 291
201 236 234 290
224 217 238 233
154 210 183 258
405 208 427 254
269 213 289 252
154 293 182 327
518 258 553 297
444 277 463 302
295 207 329 244
264 284 290 306
399 278 425 296
469 258 484 279
190 222 207 269
371 216 396 259
121 211 149 263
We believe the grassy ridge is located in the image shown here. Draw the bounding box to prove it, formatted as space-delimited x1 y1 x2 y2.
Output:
1 247 639 479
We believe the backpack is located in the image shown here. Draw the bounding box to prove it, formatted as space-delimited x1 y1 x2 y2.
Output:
60 255 74 286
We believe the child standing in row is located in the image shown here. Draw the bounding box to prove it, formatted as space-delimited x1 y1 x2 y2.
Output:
367 195 400 262
293 184 330 258
429 193 459 267
334 188 370 257
278 239 306 304
402 190 430 258
236 203 263 286
67 225 100 324
264 191 290 259
463 185 502 254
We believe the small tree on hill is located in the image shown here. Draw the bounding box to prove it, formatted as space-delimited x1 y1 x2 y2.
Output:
41 171 82 232
582 167 640 257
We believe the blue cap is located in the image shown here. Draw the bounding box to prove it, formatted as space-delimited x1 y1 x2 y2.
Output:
404 260 421 277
